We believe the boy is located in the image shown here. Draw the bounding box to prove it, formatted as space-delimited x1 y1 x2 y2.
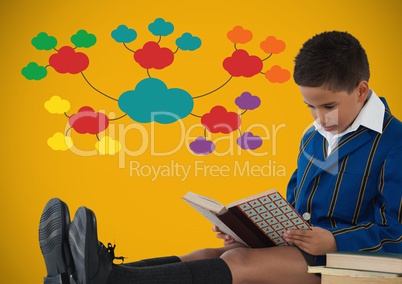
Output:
39 31 402 284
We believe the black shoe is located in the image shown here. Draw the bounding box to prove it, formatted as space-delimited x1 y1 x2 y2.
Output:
69 207 116 284
39 198 75 284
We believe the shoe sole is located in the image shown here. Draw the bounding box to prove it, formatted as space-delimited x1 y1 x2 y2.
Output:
39 198 72 277
69 207 97 284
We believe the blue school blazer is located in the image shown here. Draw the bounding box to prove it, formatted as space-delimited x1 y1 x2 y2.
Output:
287 98 402 255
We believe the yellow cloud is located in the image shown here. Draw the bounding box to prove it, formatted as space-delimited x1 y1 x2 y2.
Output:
47 132 73 151
96 136 121 155
44 96 70 114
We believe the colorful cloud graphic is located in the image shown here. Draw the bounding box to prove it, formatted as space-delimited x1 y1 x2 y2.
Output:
49 46 89 74
201 106 241 134
25 22 288 157
235 92 261 110
71 30 97 48
68 106 109 134
148 18 174 37
176 33 201 51
47 132 73 151
96 136 121 155
44 96 70 114
227 26 253 44
134 41 174 69
21 62 47 80
118 78 194 124
237 132 262 150
223 50 263 77
189 137 215 155
260 36 286 54
31 32 57 50
265 65 291 83
111 25 137 43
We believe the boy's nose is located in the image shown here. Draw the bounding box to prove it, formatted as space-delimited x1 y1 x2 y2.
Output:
316 110 327 126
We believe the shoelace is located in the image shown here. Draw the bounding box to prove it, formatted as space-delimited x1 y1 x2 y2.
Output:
107 242 126 264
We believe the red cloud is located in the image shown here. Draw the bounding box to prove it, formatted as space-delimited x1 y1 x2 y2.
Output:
68 106 109 134
134 41 174 69
201 106 241 134
49 46 89 74
223 49 263 77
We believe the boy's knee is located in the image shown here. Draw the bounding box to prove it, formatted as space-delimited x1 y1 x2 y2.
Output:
220 248 250 283
220 247 249 268
195 247 225 259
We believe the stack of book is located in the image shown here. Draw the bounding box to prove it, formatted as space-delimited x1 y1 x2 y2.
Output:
308 251 402 283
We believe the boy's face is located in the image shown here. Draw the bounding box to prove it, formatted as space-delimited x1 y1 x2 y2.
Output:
300 83 368 134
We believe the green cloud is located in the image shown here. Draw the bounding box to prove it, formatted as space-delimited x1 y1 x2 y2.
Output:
31 32 57 50
21 62 47 80
71 30 97 48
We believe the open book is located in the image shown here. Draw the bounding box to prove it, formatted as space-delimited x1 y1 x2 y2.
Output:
183 189 311 248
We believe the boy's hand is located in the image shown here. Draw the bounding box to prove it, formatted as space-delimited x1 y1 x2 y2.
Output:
283 227 337 255
212 226 237 246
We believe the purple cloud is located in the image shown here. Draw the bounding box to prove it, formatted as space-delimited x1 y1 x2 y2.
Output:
235 92 261 110
190 137 215 155
237 132 262 150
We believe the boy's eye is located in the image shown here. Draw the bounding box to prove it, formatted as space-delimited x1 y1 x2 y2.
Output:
325 105 335 109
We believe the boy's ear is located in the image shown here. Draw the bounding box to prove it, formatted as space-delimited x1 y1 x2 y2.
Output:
357 81 369 102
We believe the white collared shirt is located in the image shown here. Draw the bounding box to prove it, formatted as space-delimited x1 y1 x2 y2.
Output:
314 90 385 155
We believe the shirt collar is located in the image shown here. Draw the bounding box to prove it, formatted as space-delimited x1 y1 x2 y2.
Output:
314 89 385 139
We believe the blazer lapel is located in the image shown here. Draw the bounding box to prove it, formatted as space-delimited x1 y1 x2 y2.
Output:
302 127 373 183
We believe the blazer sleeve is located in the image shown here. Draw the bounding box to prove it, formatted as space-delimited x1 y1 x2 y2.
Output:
331 140 402 252
286 169 298 207
286 132 311 207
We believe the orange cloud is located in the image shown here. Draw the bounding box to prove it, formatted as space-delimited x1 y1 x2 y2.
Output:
260 36 286 54
227 26 253 44
265 65 291 83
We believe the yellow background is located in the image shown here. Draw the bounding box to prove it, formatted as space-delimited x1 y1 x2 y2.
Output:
2 0 401 283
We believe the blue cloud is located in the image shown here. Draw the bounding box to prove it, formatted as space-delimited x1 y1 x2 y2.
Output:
118 78 194 124
111 25 137 43
176 33 202 51
148 18 174 37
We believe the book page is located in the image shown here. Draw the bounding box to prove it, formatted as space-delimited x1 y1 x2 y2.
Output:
183 192 227 214
326 252 402 274
226 189 278 207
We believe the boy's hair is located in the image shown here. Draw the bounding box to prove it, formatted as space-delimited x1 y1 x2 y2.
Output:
293 31 370 93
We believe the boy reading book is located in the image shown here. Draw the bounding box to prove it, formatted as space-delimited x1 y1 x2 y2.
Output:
39 31 402 284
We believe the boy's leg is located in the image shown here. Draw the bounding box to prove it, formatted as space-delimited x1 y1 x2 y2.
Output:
39 199 319 284
221 246 321 284
39 198 75 284
70 206 132 284
113 246 320 284
69 206 233 284
108 258 232 284
122 256 181 267
179 243 244 262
